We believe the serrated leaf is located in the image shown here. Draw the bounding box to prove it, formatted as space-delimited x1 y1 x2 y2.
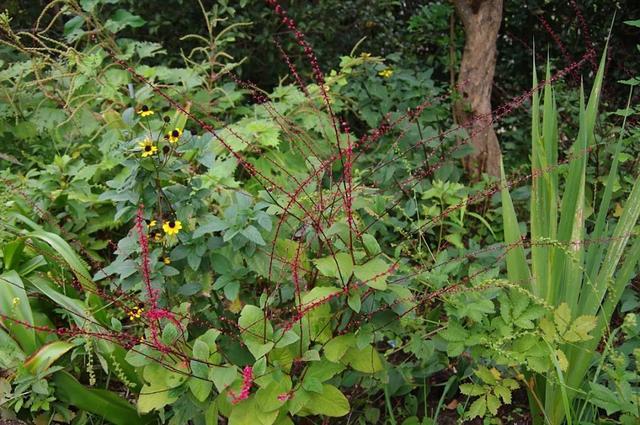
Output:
493 385 512 404
563 314 597 342
555 349 569 371
467 396 487 419
460 383 485 396
486 393 501 415
553 302 572 334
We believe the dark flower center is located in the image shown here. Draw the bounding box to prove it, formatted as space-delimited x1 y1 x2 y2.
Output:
141 105 149 111
168 221 175 228
163 146 170 154
172 130 180 138
163 116 170 123
144 145 152 151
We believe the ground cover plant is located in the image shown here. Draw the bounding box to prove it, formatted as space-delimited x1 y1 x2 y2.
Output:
0 1 639 424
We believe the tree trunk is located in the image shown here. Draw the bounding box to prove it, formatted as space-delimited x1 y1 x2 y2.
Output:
452 0 503 178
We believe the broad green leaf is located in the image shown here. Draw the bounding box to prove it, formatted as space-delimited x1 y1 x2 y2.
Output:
193 215 229 238
137 381 178 414
238 305 273 344
313 253 353 284
342 345 383 373
362 234 381 256
353 258 390 290
210 366 238 393
189 377 213 402
0 271 36 353
229 397 278 425
24 341 75 374
304 384 350 417
324 334 355 363
53 372 149 425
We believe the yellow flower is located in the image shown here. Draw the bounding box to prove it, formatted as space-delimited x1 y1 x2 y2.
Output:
128 306 144 321
148 219 157 228
360 52 371 59
137 105 154 117
162 220 182 236
138 139 158 157
378 69 393 78
162 256 171 265
168 128 182 144
150 230 163 243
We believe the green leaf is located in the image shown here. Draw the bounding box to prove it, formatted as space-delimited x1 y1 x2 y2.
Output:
242 225 266 245
193 339 209 361
362 234 381 256
193 215 229 238
24 341 75 374
624 19 640 28
347 291 361 312
459 383 485 396
353 258 390 290
255 377 292 412
486 393 501 415
555 349 569 372
210 366 238 393
494 385 512 404
342 345 383 373
305 359 345 382
563 315 596 342
105 9 145 33
137 381 178 414
2 240 25 270
475 366 500 385
189 377 213 402
53 372 150 425
324 334 355 363
0 271 36 353
238 305 273 344
467 396 487 419
304 384 350 417
229 397 278 425
313 253 353 284
553 302 572 335
499 160 531 292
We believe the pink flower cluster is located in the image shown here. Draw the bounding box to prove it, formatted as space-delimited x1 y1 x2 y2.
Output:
229 365 253 404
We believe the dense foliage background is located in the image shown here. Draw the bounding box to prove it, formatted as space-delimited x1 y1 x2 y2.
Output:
0 1 639 424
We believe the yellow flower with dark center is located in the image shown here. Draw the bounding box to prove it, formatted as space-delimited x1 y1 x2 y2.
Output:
162 256 171 265
137 105 154 117
138 139 158 157
162 220 182 236
150 230 163 243
168 128 182 144
378 69 393 78
128 306 144 321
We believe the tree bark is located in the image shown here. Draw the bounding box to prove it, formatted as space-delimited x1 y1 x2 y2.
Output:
452 0 503 178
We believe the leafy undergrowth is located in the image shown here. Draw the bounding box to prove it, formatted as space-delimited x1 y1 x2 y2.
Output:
0 2 639 425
